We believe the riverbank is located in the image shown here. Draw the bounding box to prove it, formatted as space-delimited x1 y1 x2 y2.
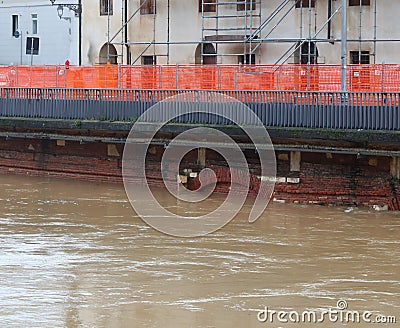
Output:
0 117 399 210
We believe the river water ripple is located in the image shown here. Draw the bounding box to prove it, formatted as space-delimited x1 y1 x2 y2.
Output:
0 175 399 327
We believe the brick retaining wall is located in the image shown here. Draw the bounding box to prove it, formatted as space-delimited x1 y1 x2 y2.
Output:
0 136 398 210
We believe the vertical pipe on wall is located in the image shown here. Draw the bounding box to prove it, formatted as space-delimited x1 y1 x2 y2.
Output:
373 0 377 64
216 0 219 63
79 0 82 65
314 0 317 62
201 0 204 64
327 0 332 41
107 0 110 62
299 0 303 63
167 0 170 64
124 0 130 64
121 0 124 64
153 0 156 61
359 0 362 64
20 30 23 65
341 0 347 92
244 1 248 63
248 0 252 63
308 0 312 64
257 0 262 63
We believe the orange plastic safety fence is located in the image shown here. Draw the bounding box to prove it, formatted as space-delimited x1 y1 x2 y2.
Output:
65 65 119 89
2 64 400 92
0 66 13 87
160 66 177 89
0 65 66 88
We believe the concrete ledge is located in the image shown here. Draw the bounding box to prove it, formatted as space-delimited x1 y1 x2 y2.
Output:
1 117 400 150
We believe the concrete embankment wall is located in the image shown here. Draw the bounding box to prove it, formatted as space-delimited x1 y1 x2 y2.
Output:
0 137 124 183
0 119 399 211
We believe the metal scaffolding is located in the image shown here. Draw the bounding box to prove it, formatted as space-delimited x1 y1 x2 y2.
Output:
108 0 170 65
106 0 378 70
200 0 262 64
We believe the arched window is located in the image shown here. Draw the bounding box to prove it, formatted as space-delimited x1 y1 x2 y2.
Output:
99 43 118 64
195 43 217 64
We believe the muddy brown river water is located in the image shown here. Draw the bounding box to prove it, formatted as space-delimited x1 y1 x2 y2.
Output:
0 175 399 327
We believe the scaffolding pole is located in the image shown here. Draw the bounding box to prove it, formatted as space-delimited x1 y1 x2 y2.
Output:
358 0 362 64
107 0 110 63
341 0 347 92
373 0 377 64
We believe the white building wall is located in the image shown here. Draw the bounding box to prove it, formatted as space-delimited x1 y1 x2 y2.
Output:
2 1 400 66
0 0 79 65
104 0 400 65
82 0 123 65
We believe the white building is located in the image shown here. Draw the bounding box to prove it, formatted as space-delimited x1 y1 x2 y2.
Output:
82 0 123 65
1 1 399 66
94 0 400 66
0 0 80 65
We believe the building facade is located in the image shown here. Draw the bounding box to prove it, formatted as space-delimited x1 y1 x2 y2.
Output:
0 0 80 65
1 1 399 66
101 0 400 66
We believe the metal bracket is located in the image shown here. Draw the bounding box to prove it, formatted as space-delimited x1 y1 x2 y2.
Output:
50 1 82 15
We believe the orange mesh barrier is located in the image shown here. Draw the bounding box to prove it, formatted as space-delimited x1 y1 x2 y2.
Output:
66 65 118 89
349 66 371 92
317 66 341 91
1 64 400 92
177 65 198 89
121 66 141 89
141 66 157 89
160 66 177 89
9 66 65 88
0 67 13 87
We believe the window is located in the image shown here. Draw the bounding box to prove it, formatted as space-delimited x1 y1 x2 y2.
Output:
349 0 370 6
198 43 217 64
298 42 319 64
350 51 370 64
295 0 316 8
12 15 18 37
100 0 113 16
199 0 216 13
142 55 156 65
26 37 39 55
237 0 256 11
238 54 255 64
140 0 155 15
32 14 38 35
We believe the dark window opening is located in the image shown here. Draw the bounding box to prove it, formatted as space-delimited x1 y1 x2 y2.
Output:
237 0 256 11
100 0 113 15
297 42 319 64
12 15 18 37
140 0 156 15
199 0 216 13
350 51 370 64
295 0 316 8
26 37 39 55
195 43 217 64
349 0 370 6
99 43 118 64
142 55 156 65
238 54 256 65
